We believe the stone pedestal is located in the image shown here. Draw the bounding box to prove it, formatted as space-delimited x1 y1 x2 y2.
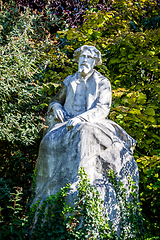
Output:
33 120 138 233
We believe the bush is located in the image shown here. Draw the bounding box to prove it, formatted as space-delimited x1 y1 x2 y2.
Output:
0 3 62 238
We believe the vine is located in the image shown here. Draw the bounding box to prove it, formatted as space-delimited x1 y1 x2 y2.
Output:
25 168 144 239
108 169 144 239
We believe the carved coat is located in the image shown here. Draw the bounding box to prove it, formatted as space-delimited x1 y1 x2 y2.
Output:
49 70 112 123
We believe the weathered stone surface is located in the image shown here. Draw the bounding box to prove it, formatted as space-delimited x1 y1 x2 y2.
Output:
33 45 139 233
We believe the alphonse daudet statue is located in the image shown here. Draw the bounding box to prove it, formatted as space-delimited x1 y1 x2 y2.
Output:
34 45 138 231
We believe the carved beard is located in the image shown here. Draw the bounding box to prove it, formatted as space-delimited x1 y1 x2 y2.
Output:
78 64 91 76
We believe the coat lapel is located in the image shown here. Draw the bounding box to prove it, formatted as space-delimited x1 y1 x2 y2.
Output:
69 70 100 110
86 71 98 109
70 72 79 94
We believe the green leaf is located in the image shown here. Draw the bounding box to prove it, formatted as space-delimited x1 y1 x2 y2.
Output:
129 109 141 115
88 29 93 35
148 116 155 123
120 47 126 56
109 58 118 64
145 108 155 116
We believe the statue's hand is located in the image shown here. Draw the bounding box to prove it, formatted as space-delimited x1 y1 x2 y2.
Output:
66 118 81 131
48 103 64 122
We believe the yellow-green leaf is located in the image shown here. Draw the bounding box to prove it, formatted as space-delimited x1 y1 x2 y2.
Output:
148 116 155 123
129 109 141 115
88 29 93 35
145 108 155 116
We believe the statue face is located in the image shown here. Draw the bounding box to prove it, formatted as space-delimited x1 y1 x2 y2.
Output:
78 49 95 77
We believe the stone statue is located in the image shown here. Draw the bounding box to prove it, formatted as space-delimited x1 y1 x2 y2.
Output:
34 45 139 233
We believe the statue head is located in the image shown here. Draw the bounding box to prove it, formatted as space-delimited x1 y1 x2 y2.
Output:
74 45 102 77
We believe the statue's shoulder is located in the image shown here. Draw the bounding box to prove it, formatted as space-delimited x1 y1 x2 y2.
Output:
93 70 110 85
63 72 77 86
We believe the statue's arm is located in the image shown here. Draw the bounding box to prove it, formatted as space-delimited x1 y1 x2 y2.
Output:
77 78 112 123
48 83 67 122
49 83 66 107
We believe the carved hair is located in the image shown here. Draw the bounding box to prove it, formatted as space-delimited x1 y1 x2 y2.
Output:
74 45 102 66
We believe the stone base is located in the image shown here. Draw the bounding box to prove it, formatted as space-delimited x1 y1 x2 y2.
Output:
33 120 138 233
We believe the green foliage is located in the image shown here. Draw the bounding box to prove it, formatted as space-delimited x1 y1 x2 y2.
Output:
29 168 113 240
108 169 144 239
0 186 24 239
66 168 113 240
26 168 144 240
0 0 160 238
29 186 70 239
0 3 63 145
137 155 160 236
0 4 64 239
0 178 12 234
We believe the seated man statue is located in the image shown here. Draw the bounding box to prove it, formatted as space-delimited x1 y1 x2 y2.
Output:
34 45 138 231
